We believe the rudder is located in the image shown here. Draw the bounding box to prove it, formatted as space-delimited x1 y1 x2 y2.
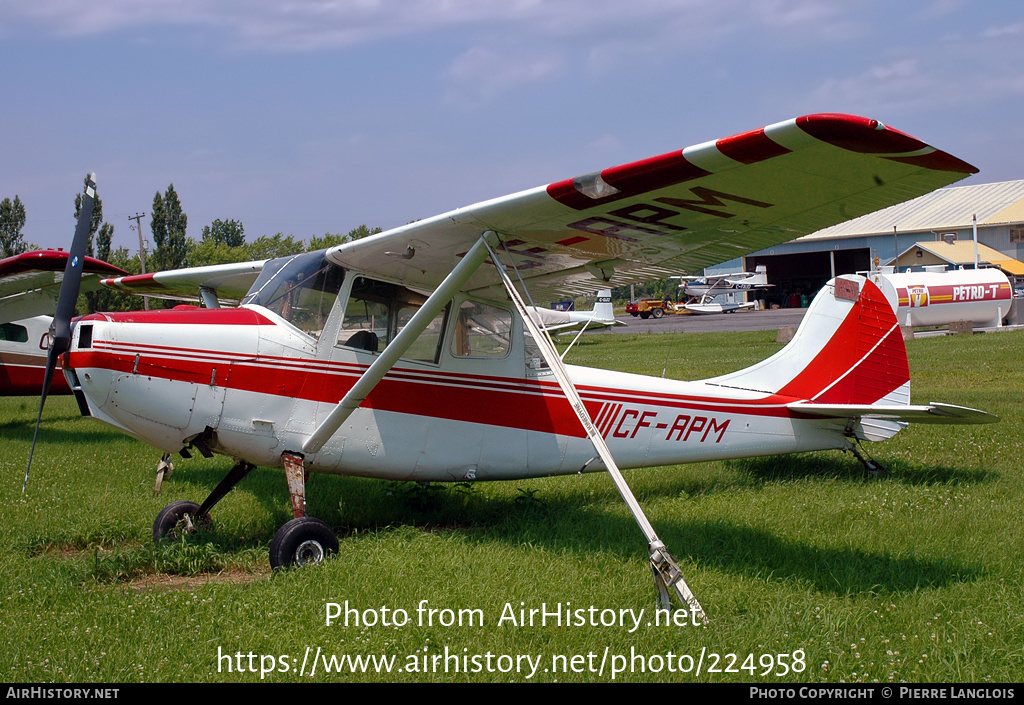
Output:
707 275 910 406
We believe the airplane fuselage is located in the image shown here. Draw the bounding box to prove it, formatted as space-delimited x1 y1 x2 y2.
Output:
65 262 856 482
0 316 71 396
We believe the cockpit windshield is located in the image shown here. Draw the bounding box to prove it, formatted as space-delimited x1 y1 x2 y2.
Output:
241 250 345 339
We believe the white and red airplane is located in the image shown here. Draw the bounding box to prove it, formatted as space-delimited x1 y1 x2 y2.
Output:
673 265 772 314
26 114 998 618
675 265 772 298
0 250 126 395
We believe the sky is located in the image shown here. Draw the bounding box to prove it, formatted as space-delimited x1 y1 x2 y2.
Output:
2 0 1024 253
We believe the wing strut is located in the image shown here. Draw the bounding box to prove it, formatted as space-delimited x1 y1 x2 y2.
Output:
484 240 706 621
302 231 499 455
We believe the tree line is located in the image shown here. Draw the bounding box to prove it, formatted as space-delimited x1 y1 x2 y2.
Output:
1 178 380 313
3 178 673 314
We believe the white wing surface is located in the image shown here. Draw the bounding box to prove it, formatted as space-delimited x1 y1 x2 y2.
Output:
326 114 976 300
101 260 267 306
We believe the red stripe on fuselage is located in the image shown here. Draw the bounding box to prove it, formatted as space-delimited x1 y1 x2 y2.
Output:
70 331 811 441
81 308 274 326
0 353 71 395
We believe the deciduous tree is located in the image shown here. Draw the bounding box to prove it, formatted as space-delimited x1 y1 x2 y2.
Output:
0 195 27 257
151 184 188 272
201 218 245 247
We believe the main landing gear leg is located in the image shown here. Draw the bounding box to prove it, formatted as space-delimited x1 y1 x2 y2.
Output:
153 458 255 542
269 452 338 570
154 452 175 495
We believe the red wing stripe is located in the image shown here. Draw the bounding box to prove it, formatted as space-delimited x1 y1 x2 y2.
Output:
716 128 792 164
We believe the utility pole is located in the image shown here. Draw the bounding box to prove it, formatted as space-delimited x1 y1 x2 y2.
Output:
892 225 900 271
129 212 150 310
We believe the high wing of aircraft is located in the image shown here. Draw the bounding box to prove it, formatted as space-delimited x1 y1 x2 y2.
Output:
30 114 996 620
0 250 127 324
101 259 267 308
526 290 622 335
0 251 127 395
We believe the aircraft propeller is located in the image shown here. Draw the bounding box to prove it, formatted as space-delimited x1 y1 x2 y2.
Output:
23 174 97 494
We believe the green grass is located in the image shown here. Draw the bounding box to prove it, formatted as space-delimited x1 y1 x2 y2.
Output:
1 329 1023 682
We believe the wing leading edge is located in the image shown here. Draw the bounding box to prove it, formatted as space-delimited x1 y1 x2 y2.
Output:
101 260 267 306
326 113 976 301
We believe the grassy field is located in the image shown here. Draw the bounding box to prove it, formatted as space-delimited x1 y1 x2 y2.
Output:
1 328 1022 683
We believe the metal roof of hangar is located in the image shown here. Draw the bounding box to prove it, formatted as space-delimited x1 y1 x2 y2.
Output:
798 179 1024 242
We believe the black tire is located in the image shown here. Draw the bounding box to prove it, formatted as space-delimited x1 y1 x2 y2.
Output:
629 312 638 317
269 517 338 570
640 312 650 319
153 500 211 543
652 307 664 318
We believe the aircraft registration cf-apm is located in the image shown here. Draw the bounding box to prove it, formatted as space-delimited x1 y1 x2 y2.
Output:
27 114 998 620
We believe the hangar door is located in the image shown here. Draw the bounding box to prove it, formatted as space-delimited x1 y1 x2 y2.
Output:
746 248 869 308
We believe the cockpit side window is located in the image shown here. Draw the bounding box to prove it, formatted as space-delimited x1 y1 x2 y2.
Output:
338 277 447 363
450 300 512 358
0 322 28 343
241 251 345 339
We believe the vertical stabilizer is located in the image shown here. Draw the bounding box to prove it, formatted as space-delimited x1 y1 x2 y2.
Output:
593 289 614 322
708 275 910 408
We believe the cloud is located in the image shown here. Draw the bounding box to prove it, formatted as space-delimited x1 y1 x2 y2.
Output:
0 0 871 52
443 45 562 106
982 22 1024 39
812 59 936 112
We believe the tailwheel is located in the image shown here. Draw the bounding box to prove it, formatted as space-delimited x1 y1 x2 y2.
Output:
269 517 338 570
153 500 212 542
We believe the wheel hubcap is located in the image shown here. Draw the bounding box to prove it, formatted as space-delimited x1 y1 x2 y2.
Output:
295 540 325 566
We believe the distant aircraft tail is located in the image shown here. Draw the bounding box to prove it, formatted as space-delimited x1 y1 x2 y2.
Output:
594 289 614 322
748 265 768 287
708 275 995 439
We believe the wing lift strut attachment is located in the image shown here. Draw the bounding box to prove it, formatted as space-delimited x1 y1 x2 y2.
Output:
484 239 706 623
301 231 704 621
302 232 500 455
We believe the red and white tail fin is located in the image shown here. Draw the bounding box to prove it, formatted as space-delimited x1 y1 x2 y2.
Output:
709 275 995 438
710 275 909 405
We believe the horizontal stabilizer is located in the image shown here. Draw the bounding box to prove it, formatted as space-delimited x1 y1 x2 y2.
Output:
788 401 998 425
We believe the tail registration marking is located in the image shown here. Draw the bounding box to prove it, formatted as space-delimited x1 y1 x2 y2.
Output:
599 405 730 444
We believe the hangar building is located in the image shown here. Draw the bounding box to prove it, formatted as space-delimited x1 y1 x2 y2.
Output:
709 179 1024 308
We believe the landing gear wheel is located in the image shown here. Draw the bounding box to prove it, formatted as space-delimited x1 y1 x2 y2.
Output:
269 517 338 570
153 500 212 542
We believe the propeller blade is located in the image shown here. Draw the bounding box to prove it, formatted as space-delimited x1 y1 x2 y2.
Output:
23 174 97 494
